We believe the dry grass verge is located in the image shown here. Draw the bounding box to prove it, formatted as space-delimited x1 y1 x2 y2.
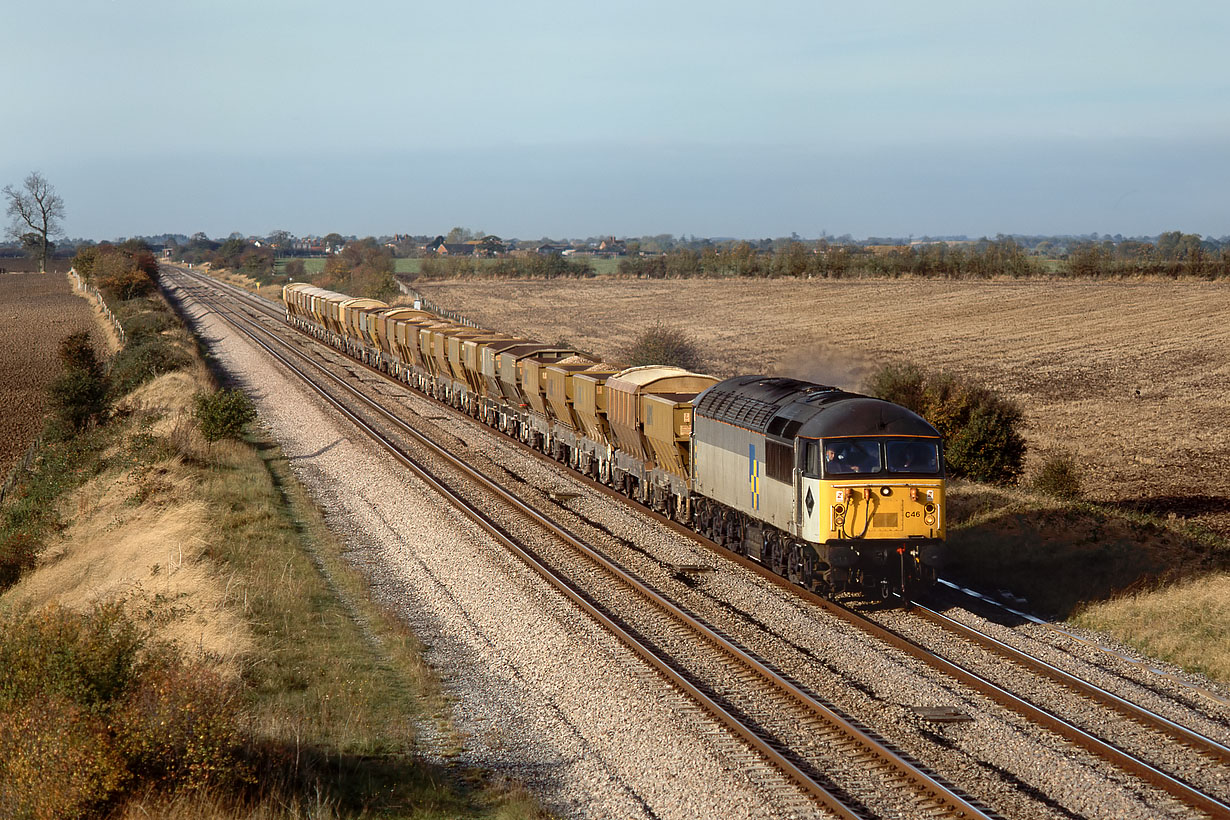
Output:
945 482 1230 617
1073 574 1230 682
0 280 544 818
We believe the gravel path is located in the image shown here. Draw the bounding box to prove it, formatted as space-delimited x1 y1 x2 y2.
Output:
165 278 809 819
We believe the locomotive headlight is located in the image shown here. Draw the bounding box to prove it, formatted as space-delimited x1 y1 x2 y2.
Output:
879 486 892 497
924 503 935 514
924 514 936 526
833 504 845 515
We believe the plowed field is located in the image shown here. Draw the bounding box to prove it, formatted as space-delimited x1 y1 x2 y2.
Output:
413 277 1230 535
0 274 99 476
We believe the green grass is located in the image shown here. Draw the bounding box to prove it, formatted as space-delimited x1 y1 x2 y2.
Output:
273 258 421 277
196 430 544 818
274 257 326 276
587 256 620 275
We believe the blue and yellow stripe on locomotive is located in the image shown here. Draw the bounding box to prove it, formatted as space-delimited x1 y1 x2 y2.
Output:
283 282 946 599
691 376 946 596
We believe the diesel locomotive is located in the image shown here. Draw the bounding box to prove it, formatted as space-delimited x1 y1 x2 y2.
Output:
282 283 946 598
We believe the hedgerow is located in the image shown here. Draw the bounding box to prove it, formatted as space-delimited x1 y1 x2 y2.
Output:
48 332 108 436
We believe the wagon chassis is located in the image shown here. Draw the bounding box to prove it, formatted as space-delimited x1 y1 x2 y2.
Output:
170 267 1230 820
169 266 997 820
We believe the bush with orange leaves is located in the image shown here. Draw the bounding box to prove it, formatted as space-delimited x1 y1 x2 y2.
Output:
0 603 249 818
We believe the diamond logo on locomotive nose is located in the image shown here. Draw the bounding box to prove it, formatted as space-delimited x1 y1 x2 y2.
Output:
805 487 815 514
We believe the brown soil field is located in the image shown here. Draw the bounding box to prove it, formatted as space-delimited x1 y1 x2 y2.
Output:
412 277 1230 538
0 273 100 476
0 258 74 274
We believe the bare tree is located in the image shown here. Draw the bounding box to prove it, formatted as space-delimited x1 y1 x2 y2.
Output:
4 171 64 273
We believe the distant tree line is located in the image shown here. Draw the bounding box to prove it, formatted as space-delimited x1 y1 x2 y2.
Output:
418 253 595 280
613 234 1230 280
171 233 275 280
18 226 1230 282
1062 231 1230 278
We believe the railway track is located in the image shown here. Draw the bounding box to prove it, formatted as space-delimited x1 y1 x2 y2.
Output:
167 267 996 819
167 266 1230 819
907 601 1230 772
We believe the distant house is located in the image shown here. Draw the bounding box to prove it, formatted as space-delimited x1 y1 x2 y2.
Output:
598 237 627 256
435 243 475 256
474 235 506 257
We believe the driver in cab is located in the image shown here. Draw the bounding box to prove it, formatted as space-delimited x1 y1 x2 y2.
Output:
824 441 877 475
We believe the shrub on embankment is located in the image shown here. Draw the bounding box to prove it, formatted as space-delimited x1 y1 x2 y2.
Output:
0 604 248 818
0 281 249 817
1 273 544 818
865 361 1025 484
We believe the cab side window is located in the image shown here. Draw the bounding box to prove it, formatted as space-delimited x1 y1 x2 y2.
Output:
804 440 820 477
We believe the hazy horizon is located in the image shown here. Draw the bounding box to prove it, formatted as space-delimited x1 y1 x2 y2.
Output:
5 1 1227 241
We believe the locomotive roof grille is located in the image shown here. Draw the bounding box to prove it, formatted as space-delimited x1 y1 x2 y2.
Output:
695 375 939 439
697 392 779 429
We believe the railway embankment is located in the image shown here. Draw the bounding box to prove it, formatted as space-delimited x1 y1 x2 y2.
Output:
0 273 540 818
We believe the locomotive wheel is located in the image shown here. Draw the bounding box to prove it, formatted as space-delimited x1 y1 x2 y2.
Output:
788 544 803 584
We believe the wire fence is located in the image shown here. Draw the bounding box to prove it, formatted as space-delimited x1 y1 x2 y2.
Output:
69 269 126 346
409 293 482 329
0 436 42 507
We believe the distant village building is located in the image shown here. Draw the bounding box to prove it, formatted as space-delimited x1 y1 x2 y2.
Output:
597 237 627 256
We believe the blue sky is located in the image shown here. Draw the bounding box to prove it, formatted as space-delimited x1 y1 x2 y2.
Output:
4 1 1227 240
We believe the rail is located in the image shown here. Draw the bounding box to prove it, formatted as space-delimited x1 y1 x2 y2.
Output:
178 267 1230 818
173 267 994 820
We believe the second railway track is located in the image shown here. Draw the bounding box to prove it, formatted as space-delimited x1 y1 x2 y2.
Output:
169 267 998 819
167 266 1230 819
